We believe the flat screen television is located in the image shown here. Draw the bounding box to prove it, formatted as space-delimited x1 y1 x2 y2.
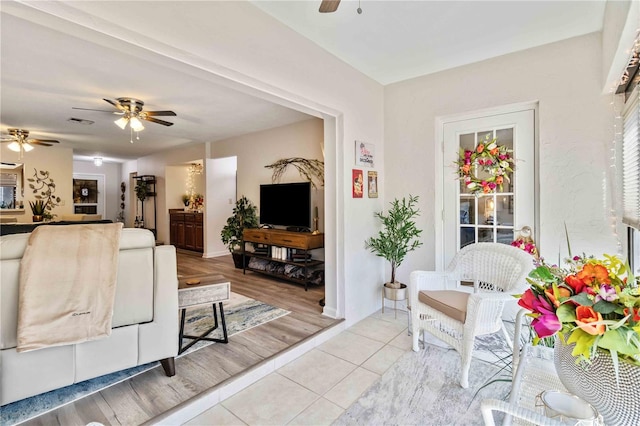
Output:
260 182 311 229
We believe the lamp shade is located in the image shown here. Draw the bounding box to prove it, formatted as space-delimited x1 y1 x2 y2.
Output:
129 117 145 132
114 117 128 130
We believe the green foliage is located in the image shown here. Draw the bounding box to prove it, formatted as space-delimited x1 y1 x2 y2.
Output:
135 181 148 202
29 199 46 215
365 195 423 284
221 196 259 253
265 158 325 188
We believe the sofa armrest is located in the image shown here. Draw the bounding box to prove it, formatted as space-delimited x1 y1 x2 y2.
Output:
138 245 179 364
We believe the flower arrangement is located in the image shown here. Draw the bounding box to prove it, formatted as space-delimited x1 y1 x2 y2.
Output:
455 135 515 196
518 253 640 366
511 238 538 257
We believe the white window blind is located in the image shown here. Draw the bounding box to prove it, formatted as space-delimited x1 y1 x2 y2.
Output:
623 85 640 230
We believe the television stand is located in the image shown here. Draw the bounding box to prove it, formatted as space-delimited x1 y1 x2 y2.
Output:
242 228 324 291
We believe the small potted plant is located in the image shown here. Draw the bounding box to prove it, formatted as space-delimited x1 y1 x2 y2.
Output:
181 193 191 210
221 196 259 268
29 199 46 222
365 195 423 300
135 181 148 202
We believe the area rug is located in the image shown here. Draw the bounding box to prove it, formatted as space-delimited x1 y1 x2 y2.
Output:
1 292 289 426
334 342 511 426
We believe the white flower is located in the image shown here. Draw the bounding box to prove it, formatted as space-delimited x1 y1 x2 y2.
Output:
466 181 477 189
500 161 510 168
487 142 497 150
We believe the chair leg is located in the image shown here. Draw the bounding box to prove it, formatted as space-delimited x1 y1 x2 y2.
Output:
459 342 472 388
501 322 514 350
411 319 421 352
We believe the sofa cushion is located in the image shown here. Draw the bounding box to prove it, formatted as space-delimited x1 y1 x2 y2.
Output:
0 228 155 350
418 290 469 323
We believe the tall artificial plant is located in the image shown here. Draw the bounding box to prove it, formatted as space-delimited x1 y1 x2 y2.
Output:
365 195 423 288
221 196 259 253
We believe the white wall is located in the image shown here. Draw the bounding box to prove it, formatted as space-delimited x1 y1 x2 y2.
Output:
213 118 325 228
165 162 205 211
73 160 122 221
120 160 138 228
385 33 619 282
205 156 237 257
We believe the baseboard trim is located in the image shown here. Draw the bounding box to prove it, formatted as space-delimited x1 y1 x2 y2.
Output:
202 250 229 258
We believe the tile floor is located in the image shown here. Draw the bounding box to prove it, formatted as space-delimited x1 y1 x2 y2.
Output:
183 309 413 425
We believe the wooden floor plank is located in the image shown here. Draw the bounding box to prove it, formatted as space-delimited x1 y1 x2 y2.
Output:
21 251 339 425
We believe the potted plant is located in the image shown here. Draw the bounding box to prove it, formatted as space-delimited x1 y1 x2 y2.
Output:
29 199 46 222
181 193 191 209
135 181 148 202
365 195 423 300
221 196 259 268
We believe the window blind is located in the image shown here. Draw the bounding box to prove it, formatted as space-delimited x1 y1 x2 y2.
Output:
0 173 17 187
623 85 640 230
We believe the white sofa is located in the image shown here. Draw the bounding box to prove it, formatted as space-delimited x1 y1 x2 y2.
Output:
0 228 179 405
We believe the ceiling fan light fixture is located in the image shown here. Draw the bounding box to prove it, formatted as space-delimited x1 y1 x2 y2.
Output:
7 142 21 152
114 117 129 130
93 157 103 166
23 143 34 152
129 116 145 132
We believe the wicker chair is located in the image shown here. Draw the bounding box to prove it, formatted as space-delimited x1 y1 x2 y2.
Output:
409 242 534 388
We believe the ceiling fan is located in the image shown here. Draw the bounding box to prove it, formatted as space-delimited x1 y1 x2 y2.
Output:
319 0 341 13
1 128 60 158
73 98 176 141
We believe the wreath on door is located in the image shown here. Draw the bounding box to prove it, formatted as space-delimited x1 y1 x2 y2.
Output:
455 136 515 196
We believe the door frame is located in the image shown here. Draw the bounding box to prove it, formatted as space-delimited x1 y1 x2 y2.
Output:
434 101 540 271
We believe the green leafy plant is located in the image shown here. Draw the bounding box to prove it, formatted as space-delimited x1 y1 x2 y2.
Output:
365 195 423 288
135 181 148 202
221 196 259 253
29 199 46 215
181 193 191 206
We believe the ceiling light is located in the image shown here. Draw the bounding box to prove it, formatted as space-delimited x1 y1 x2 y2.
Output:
114 117 128 130
23 144 34 152
94 157 103 167
7 142 21 152
129 116 145 132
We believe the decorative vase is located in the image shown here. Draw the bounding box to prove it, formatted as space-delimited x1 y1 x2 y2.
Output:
32 215 43 222
554 340 640 425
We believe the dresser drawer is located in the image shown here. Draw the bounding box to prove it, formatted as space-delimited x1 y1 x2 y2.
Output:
244 229 270 243
269 233 309 249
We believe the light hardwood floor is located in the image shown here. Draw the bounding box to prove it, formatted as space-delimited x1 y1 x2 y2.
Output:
24 250 339 426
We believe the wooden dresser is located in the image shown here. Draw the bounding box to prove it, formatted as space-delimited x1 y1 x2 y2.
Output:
169 209 203 252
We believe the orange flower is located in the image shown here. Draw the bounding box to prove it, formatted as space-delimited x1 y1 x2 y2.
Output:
490 148 499 156
576 264 611 285
495 176 503 185
624 307 640 322
545 287 571 308
461 164 470 174
476 144 484 153
482 185 490 193
575 305 605 335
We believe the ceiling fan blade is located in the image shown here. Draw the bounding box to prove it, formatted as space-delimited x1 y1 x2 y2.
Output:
103 98 126 111
29 141 54 147
319 0 340 13
143 116 174 126
72 107 121 113
29 139 60 144
144 110 177 117
0 137 18 142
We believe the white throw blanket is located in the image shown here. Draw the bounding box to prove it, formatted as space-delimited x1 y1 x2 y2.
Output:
17 223 123 352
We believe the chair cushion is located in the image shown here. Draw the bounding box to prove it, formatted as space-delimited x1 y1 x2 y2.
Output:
418 290 469 323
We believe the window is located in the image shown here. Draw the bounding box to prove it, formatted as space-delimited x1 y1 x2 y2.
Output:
0 165 22 209
622 83 640 273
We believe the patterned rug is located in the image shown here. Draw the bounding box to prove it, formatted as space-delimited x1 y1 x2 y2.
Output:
1 293 289 426
334 342 511 426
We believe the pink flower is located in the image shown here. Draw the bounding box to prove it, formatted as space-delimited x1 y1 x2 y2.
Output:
532 314 562 338
595 284 618 303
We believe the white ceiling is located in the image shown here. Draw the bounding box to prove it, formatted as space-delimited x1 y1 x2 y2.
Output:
252 0 607 84
1 1 607 162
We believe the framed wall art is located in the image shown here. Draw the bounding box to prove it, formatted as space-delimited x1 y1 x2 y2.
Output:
352 169 364 198
355 140 375 168
367 171 378 198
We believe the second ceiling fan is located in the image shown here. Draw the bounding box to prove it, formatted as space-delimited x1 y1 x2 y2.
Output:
73 97 177 143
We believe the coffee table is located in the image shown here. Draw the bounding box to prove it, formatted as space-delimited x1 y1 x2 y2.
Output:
178 274 231 355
